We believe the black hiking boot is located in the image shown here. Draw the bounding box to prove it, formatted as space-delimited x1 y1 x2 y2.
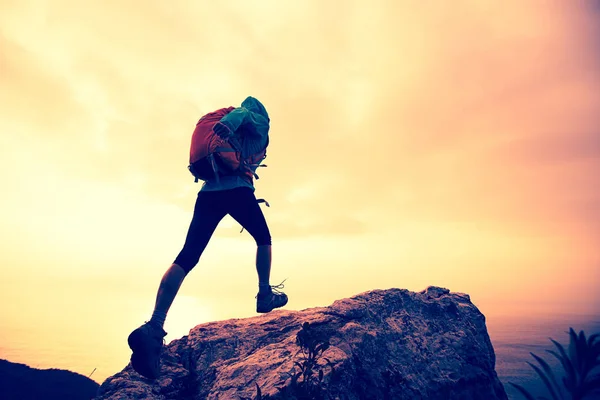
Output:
127 321 167 380
256 281 288 313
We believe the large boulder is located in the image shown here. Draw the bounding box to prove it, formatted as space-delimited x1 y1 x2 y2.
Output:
96 287 507 399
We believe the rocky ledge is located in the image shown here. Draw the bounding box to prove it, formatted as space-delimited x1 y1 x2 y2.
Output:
96 287 507 399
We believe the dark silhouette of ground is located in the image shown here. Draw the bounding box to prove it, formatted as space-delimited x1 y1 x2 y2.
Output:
0 358 99 400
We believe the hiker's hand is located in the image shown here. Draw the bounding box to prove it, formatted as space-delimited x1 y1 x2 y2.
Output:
213 122 232 138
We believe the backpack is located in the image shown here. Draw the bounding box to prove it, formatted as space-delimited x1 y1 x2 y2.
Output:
188 107 267 183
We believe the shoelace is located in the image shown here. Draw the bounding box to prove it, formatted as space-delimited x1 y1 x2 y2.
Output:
256 279 287 299
270 279 287 295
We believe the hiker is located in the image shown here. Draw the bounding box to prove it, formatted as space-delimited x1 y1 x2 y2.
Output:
127 96 288 380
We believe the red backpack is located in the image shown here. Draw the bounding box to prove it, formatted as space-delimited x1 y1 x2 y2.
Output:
188 107 267 183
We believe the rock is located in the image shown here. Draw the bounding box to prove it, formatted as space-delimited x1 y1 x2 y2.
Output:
96 287 507 399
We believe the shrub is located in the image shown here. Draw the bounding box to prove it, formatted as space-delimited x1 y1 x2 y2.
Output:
510 328 600 400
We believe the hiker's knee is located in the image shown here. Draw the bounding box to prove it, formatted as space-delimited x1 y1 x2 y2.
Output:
173 253 199 274
167 263 188 279
249 219 271 246
254 232 271 246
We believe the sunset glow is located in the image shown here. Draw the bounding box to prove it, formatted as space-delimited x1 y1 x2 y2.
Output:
1 0 599 383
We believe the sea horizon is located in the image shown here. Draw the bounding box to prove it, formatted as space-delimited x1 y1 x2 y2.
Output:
487 311 600 399
1 305 598 399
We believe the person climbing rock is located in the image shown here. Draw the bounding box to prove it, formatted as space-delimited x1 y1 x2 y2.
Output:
127 96 288 380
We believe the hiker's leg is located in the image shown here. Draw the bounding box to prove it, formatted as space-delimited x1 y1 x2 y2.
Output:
226 188 272 292
150 263 187 326
227 187 287 312
128 191 226 380
256 244 272 291
150 191 226 327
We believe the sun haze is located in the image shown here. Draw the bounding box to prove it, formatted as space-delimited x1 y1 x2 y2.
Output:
0 0 599 382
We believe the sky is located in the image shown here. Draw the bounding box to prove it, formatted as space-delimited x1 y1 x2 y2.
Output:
1 0 599 383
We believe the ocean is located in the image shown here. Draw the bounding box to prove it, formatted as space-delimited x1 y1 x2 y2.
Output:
1 311 599 399
487 313 600 399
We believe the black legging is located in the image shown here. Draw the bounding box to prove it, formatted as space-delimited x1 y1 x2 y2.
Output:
173 187 271 274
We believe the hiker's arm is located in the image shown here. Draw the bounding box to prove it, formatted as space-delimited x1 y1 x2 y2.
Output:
217 107 269 139
216 107 251 136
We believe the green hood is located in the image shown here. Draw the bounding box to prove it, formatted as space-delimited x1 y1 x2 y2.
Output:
241 96 270 123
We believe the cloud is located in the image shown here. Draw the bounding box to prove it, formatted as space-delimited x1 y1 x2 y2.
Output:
0 33 86 132
1 0 598 245
1 1 600 361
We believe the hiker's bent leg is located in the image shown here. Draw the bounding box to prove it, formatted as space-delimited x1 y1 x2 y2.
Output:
150 191 226 327
173 191 227 273
226 188 272 292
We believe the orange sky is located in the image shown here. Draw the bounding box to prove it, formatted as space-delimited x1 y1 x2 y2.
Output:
1 0 599 382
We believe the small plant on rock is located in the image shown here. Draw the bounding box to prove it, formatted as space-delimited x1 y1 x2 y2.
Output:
276 322 336 399
244 322 336 400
